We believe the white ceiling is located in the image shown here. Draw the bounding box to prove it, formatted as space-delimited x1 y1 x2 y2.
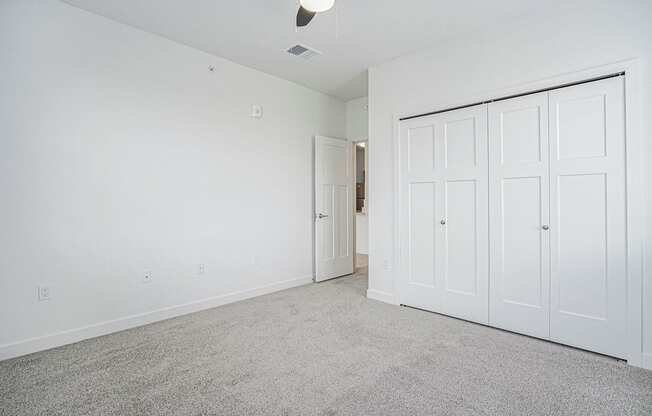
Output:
62 0 567 101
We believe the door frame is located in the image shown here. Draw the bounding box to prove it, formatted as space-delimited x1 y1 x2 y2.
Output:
352 139 368 270
391 59 646 368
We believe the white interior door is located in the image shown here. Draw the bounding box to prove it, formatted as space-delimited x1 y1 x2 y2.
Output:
314 136 354 282
398 113 443 311
439 105 489 323
488 92 551 338
548 76 627 358
399 105 489 324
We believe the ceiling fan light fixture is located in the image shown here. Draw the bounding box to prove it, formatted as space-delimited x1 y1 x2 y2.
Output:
299 0 335 13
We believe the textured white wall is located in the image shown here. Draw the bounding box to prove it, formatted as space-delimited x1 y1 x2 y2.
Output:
368 0 652 365
346 96 369 141
0 0 345 357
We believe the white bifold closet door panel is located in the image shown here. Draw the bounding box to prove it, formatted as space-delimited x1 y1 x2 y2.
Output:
548 77 627 358
488 92 551 339
399 104 489 324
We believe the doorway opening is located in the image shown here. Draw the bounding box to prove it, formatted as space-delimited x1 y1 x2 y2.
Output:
353 140 368 272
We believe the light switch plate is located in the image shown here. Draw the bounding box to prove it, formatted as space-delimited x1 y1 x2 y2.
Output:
251 104 263 119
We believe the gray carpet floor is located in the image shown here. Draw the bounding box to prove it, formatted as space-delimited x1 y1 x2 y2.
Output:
1 268 651 415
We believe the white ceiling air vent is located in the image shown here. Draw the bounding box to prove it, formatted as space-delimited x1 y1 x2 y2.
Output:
286 44 322 60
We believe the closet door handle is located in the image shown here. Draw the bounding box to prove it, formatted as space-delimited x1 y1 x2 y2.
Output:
542 224 549 231
440 219 447 225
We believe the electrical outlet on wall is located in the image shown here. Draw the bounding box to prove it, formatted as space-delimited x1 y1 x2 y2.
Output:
143 270 153 283
38 286 51 301
383 259 391 271
197 264 205 276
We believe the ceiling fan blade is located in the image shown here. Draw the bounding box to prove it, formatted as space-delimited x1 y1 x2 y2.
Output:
296 6 316 27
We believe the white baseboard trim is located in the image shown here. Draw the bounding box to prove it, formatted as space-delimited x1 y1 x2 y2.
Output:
642 353 652 370
0 275 313 362
366 288 398 305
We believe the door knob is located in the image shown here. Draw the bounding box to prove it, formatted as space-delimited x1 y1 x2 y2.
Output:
318 213 329 219
440 219 446 225
542 224 549 230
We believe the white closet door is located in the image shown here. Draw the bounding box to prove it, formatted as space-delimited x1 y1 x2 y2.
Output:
398 113 444 312
488 93 550 338
548 76 627 358
439 106 489 323
399 105 488 324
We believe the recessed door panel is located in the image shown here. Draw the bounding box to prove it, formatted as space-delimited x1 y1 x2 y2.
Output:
321 184 335 260
444 180 478 296
445 118 477 168
408 125 436 172
409 182 437 288
557 95 607 160
323 145 347 180
556 174 607 319
336 185 350 258
549 76 627 358
501 106 542 164
501 176 543 308
489 92 550 339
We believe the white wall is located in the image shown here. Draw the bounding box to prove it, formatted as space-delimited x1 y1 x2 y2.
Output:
0 0 345 359
368 0 652 366
346 96 369 141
